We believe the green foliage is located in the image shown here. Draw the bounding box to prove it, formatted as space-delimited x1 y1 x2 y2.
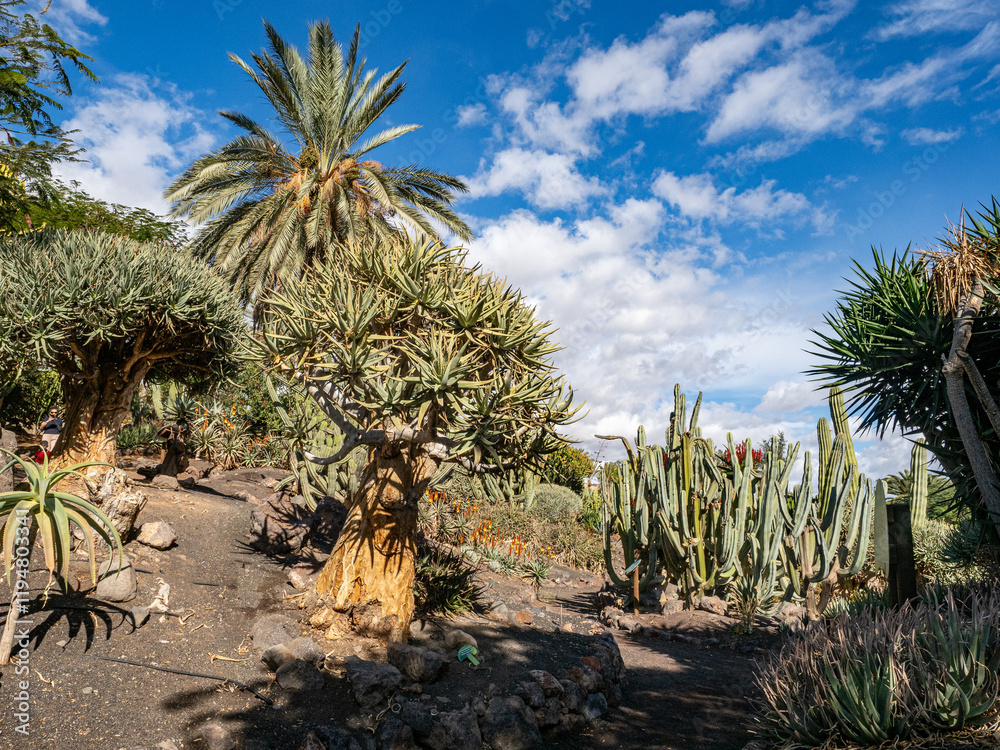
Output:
808 242 1000 523
520 558 551 587
254 235 578 478
266 376 361 510
0 1 97 233
166 20 472 312
886 470 957 521
578 489 602 533
0 366 59 430
115 423 162 453
532 483 583 522
26 179 188 245
0 449 122 587
539 445 594 494
756 587 1000 746
0 230 246 456
413 544 482 616
0 230 244 382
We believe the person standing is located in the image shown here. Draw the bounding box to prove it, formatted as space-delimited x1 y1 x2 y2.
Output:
40 407 63 453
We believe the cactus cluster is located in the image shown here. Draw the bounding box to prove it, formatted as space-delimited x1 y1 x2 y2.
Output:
266 377 362 510
600 384 885 617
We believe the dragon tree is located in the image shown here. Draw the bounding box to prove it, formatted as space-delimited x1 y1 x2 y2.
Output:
253 235 578 640
0 230 245 465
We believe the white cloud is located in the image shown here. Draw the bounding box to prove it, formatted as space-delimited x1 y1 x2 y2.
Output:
705 51 855 143
54 74 216 213
32 0 108 45
873 0 998 40
456 103 488 127
467 201 833 457
901 126 964 144
652 170 829 231
755 379 826 413
465 147 608 210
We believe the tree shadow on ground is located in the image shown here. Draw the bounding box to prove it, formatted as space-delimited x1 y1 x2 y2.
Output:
146 613 764 750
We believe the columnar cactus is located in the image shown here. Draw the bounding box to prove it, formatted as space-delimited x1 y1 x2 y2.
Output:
599 385 880 617
909 438 929 525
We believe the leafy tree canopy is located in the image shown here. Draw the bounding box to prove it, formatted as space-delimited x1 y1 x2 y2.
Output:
539 445 594 495
26 179 189 245
252 234 579 638
0 229 246 462
0 1 97 232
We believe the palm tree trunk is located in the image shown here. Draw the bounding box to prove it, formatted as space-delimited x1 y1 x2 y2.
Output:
314 442 438 642
941 278 1000 536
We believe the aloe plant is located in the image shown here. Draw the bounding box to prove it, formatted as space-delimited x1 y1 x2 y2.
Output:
0 450 124 664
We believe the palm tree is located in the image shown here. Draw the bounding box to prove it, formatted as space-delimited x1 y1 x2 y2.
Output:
165 20 472 311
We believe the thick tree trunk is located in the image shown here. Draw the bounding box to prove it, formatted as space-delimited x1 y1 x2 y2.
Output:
314 441 438 642
941 278 1000 535
57 369 147 468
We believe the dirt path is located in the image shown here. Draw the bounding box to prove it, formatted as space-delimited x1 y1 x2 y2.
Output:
0 469 765 749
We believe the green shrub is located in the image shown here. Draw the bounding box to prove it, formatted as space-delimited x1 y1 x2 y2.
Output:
116 422 162 452
532 483 582 521
539 445 594 494
578 489 602 533
755 586 1000 747
414 544 482 616
913 519 969 586
0 368 61 431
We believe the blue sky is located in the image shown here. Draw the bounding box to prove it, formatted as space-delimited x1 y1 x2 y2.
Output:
37 0 1000 476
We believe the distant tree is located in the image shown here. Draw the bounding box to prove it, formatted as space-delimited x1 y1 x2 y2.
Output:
254 234 578 640
0 0 97 232
539 445 594 494
0 230 246 464
167 20 471 315
27 180 189 245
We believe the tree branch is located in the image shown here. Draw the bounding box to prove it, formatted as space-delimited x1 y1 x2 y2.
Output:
941 277 1000 531
956 350 1000 438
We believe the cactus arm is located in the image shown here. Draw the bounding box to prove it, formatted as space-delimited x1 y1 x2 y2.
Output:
689 390 702 433
910 438 928 525
829 386 858 494
595 434 636 468
843 478 869 553
843 480 875 576
817 417 833 508
872 480 890 576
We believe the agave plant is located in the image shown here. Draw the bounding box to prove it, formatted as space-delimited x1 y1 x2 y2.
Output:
190 423 218 459
212 425 249 470
520 558 551 587
0 450 124 664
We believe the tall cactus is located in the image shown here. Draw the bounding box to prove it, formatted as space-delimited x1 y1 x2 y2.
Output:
599 384 879 616
599 424 660 595
909 438 929 526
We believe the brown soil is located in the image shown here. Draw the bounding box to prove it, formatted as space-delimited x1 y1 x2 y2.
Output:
0 465 773 749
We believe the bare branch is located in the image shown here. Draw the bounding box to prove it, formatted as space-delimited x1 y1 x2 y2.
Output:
303 436 364 466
